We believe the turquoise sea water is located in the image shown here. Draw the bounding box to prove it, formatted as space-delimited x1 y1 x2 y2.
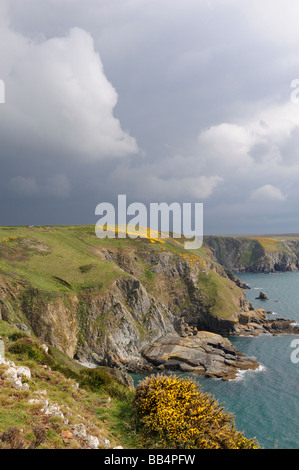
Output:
132 271 299 449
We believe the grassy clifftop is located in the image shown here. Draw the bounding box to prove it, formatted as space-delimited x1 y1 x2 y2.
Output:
0 225 245 324
0 225 126 293
0 225 210 291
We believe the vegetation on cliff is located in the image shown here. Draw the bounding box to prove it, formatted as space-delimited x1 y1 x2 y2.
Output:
134 374 259 449
0 320 135 449
0 320 260 449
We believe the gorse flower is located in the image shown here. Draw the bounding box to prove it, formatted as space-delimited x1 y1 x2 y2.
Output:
134 374 260 449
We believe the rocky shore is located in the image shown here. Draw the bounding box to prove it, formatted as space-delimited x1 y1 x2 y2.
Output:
142 331 259 381
234 309 299 336
138 306 299 380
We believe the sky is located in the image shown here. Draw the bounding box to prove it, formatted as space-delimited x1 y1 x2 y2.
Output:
1 0 299 234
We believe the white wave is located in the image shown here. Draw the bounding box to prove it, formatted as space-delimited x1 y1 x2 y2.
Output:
254 287 263 289
231 370 247 382
229 364 266 382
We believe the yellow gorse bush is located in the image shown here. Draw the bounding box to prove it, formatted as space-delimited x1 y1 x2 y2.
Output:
134 374 260 449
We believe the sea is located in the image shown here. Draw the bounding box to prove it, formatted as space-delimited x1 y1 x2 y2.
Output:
132 271 299 449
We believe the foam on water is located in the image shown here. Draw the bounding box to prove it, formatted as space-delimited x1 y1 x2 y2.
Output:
230 364 266 382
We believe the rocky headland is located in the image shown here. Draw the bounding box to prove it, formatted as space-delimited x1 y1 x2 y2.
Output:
0 227 298 382
204 235 299 273
142 331 260 381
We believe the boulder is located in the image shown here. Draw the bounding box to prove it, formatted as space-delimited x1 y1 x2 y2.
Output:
86 435 100 449
16 366 31 380
41 403 64 419
72 423 87 439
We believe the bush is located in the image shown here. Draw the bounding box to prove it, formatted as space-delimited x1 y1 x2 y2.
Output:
8 337 54 367
134 374 260 449
8 331 28 342
79 368 131 399
1 425 47 449
1 426 26 449
79 264 94 273
79 368 113 391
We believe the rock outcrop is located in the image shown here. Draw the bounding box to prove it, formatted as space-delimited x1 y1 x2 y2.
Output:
142 331 259 381
255 291 269 301
234 309 299 336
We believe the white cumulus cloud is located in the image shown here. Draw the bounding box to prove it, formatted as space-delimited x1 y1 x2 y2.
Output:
0 18 138 161
250 184 287 202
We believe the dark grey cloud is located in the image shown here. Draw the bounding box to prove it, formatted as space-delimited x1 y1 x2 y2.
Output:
1 0 299 233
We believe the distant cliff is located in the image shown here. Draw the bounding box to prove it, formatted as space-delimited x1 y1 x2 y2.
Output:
204 235 299 273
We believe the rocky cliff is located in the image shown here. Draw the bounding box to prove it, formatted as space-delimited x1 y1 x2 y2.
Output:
204 235 299 273
0 226 298 381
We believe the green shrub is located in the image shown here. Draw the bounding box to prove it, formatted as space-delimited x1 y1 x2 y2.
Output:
8 337 54 367
8 331 28 342
79 368 113 391
79 368 131 400
79 264 94 273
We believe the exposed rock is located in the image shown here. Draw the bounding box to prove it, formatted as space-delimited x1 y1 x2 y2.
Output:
20 289 79 358
74 275 177 372
1 237 299 383
204 235 299 273
72 423 87 439
225 270 250 289
16 366 31 380
71 381 79 392
71 423 105 449
41 403 64 419
98 437 111 448
106 368 134 388
4 376 23 390
32 389 47 397
14 323 32 335
255 291 269 301
1 363 31 390
41 344 49 353
142 332 259 381
86 435 100 449
28 398 49 407
233 309 299 336
2 367 18 380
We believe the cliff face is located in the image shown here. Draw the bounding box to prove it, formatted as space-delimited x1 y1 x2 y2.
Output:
1 247 249 372
0 226 298 379
0 226 252 374
204 235 299 273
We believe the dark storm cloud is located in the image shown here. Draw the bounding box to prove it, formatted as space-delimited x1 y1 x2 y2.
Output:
2 0 299 233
